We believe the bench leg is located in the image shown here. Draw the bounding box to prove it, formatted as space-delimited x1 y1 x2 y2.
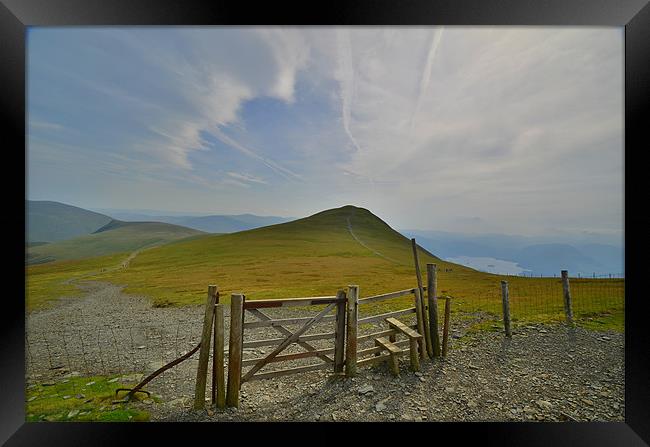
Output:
388 354 399 376
409 339 420 372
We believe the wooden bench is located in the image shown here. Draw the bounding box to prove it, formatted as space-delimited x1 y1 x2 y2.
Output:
385 317 423 371
374 337 401 376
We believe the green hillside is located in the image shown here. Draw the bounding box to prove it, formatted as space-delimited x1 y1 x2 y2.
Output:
27 205 623 331
83 205 489 306
27 200 113 243
26 220 204 265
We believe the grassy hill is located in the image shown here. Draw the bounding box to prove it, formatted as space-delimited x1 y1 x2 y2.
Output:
82 205 495 307
26 220 204 265
27 200 112 243
27 205 623 330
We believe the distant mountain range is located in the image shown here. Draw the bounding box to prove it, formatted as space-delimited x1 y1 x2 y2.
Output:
26 201 204 264
27 200 113 243
26 200 624 276
91 209 294 233
402 229 624 277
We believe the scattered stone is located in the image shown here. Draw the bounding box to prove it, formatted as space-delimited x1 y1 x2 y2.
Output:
375 402 387 412
108 378 119 383
358 384 374 395
75 394 85 399
143 399 154 405
67 410 80 419
27 396 37 402
136 345 146 349
62 395 71 400
85 381 95 386
536 400 553 411
414 372 423 377
41 382 56 387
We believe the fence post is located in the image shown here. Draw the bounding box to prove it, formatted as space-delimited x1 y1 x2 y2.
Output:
413 288 427 359
561 270 574 326
411 239 432 358
500 281 512 337
345 285 359 377
226 294 244 407
194 285 218 410
427 263 441 358
211 289 220 406
333 290 347 374
442 297 452 356
213 303 225 409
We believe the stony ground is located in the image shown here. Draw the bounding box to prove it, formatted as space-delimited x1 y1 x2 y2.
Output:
26 281 625 422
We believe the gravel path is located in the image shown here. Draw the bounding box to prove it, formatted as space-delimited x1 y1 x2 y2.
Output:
26 282 624 422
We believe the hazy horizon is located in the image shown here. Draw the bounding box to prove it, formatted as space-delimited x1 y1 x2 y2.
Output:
28 27 623 238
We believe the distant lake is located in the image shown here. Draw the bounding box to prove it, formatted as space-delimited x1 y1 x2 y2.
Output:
446 256 531 275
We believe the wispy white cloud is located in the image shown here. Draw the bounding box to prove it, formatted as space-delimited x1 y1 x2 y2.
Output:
227 171 267 185
27 27 623 235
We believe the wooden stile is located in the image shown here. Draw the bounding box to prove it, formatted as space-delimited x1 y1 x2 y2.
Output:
334 290 347 374
226 294 244 407
194 285 217 410
427 264 442 357
374 337 400 376
345 285 359 377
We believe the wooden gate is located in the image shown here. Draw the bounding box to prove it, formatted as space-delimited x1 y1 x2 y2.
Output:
225 291 347 407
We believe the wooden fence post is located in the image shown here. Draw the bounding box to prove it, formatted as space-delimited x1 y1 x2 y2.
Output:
213 303 225 409
345 285 359 377
211 289 220 405
561 270 574 326
334 290 347 374
411 239 432 358
442 297 451 356
194 285 218 410
501 281 512 337
413 288 427 359
427 263 442 358
226 294 244 407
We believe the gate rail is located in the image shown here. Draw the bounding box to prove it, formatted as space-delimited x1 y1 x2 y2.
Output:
225 291 347 407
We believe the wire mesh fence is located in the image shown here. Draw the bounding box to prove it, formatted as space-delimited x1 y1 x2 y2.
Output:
25 316 206 388
444 277 624 329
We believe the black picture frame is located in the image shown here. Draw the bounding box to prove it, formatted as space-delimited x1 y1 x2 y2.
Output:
2 0 649 444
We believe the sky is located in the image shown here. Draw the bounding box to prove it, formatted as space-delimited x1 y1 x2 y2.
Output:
27 27 624 237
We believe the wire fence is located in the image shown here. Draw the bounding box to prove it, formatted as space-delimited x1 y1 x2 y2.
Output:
25 316 207 399
449 277 624 327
